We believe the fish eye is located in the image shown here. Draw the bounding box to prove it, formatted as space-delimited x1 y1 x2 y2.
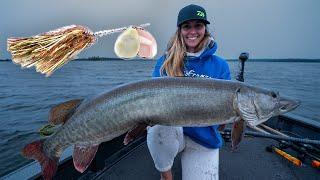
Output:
271 92 277 98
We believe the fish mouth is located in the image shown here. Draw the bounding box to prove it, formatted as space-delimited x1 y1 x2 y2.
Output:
279 97 300 114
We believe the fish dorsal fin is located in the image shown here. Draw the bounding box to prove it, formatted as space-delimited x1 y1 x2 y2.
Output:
73 144 99 173
231 119 246 150
49 99 83 125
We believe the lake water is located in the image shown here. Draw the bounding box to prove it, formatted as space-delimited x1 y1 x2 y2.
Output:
0 60 319 176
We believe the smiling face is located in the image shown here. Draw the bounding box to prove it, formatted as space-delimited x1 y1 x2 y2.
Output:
180 20 206 53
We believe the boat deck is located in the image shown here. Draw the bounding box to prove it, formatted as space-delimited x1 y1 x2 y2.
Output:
89 137 319 180
3 115 320 180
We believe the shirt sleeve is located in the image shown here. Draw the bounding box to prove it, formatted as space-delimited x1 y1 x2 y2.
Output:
152 55 166 77
221 61 231 80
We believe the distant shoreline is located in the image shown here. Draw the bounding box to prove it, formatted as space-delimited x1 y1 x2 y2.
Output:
0 57 152 62
226 59 320 63
1 58 320 63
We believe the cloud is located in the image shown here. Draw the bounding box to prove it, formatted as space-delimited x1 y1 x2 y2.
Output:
1 0 320 59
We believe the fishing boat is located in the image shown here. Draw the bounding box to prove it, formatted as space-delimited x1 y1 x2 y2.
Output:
2 114 320 180
2 54 320 180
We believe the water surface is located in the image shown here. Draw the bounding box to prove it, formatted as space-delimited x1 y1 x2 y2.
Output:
0 60 319 176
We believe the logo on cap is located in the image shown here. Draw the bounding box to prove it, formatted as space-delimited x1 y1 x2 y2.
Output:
196 11 205 17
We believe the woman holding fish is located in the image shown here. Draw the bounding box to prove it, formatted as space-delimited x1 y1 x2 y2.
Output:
17 3 301 180
128 4 231 180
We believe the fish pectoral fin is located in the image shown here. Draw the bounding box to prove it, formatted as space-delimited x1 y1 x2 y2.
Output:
123 123 148 145
73 144 99 173
49 99 83 125
231 119 246 150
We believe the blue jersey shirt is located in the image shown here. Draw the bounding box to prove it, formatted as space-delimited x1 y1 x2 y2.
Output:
152 40 231 149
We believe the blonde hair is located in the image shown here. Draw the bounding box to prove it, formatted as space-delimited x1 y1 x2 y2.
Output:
160 27 211 77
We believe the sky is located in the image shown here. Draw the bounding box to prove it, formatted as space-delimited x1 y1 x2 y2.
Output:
0 0 319 60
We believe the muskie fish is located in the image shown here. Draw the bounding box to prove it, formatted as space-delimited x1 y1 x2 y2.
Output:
22 77 299 179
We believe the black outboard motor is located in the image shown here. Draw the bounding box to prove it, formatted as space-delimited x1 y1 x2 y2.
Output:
219 52 249 133
236 52 249 82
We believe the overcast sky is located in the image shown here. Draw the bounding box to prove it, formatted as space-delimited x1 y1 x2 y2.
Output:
0 0 319 59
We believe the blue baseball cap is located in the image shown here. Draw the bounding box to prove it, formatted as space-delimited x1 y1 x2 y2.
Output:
177 4 210 26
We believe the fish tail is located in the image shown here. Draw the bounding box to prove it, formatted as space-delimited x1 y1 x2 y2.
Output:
21 140 58 180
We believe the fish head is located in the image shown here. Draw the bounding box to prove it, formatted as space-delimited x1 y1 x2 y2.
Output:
234 85 300 126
